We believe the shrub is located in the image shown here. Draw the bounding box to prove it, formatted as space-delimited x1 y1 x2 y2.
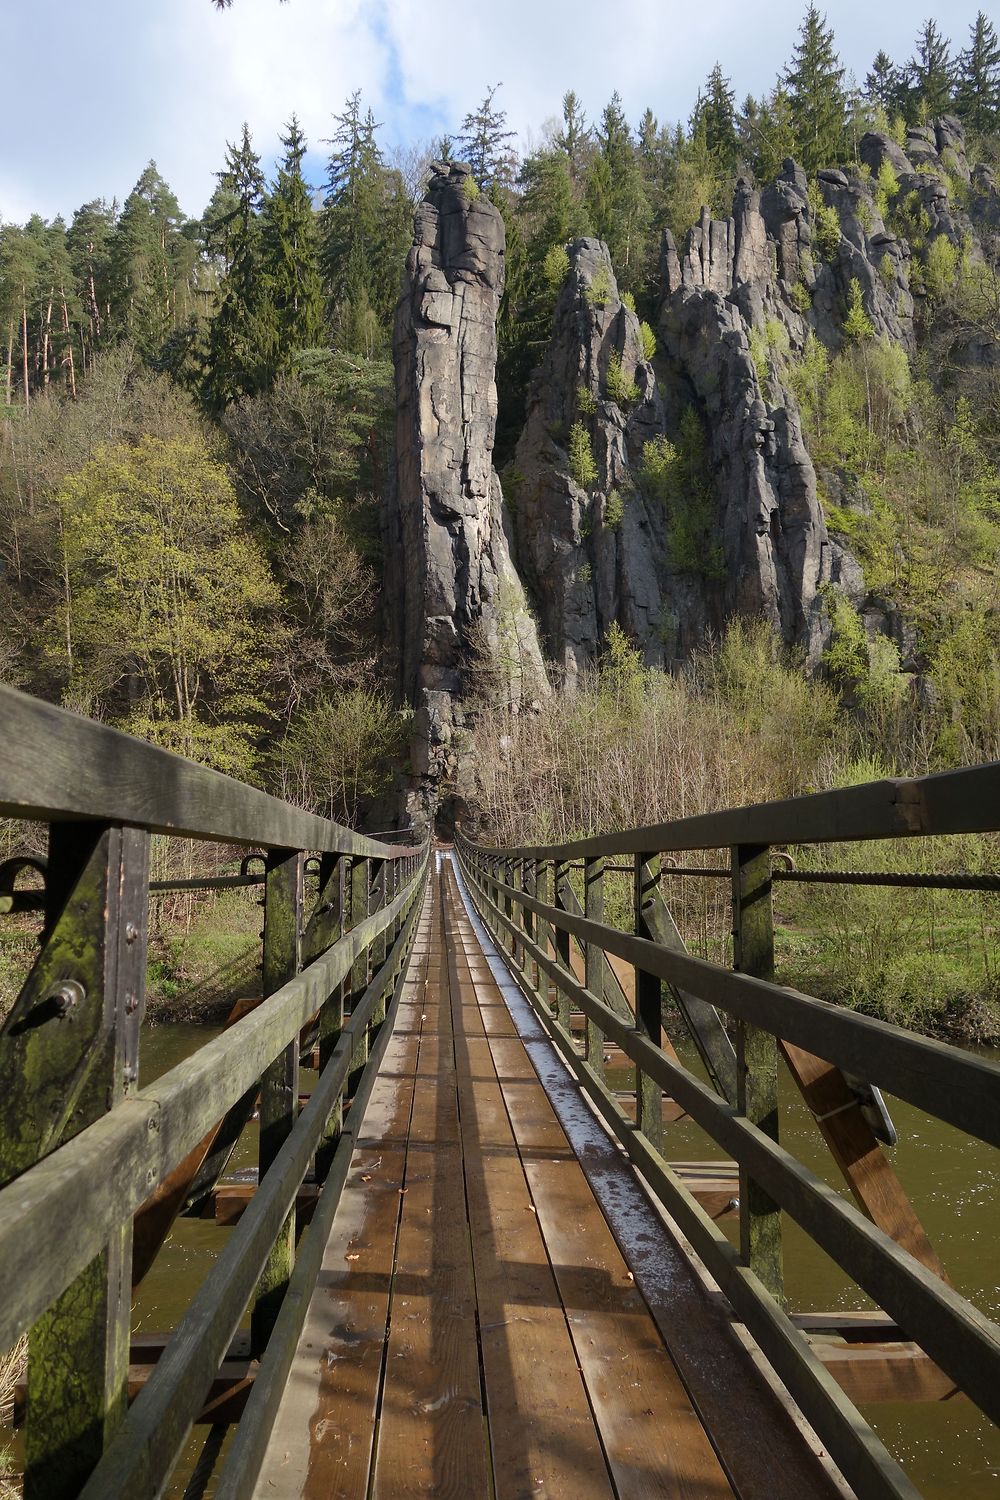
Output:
874 160 900 221
584 263 614 308
790 279 812 314
843 278 874 341
621 290 637 313
605 488 626 529
814 202 842 262
567 421 598 487
605 350 639 406
577 384 597 415
925 236 959 300
639 321 657 361
461 174 480 201
542 244 571 291
641 409 722 576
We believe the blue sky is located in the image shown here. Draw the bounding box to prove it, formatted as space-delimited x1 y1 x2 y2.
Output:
2 0 989 225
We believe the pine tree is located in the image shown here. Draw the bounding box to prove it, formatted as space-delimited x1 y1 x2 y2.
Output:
783 6 847 173
741 86 798 184
67 200 116 368
261 116 325 361
957 12 1000 134
908 20 954 121
456 84 517 191
204 124 276 410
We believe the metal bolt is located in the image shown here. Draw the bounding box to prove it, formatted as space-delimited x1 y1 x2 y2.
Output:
123 1063 138 1085
47 980 85 1016
125 992 140 1015
125 922 140 943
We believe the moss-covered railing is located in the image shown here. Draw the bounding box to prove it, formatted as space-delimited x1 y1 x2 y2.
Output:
0 684 428 1499
456 763 1000 1500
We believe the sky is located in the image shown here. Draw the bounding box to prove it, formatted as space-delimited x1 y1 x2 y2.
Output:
1 0 989 226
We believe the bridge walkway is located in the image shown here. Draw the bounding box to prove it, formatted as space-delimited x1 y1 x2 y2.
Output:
255 857 841 1500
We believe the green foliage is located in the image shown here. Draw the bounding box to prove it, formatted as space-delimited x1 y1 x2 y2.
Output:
748 327 770 387
584 262 614 308
57 435 277 773
275 688 410 825
790 279 813 313
621 290 637 313
461 173 481 201
542 244 571 290
261 116 326 364
567 420 598 487
577 384 597 415
925 235 959 300
584 92 651 297
874 159 901 220
784 5 847 173
641 409 722 575
639 320 657 360
605 349 639 405
605 488 626 529
812 197 842 261
822 590 870 682
843 277 874 340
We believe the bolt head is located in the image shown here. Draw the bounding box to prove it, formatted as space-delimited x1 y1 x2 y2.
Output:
125 922 140 943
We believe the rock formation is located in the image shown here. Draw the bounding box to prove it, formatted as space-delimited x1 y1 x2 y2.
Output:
386 162 545 821
509 240 667 679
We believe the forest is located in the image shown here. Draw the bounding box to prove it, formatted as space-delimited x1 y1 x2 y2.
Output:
2 7 1000 1032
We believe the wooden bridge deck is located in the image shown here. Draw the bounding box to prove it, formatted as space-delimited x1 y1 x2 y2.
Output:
254 858 842 1500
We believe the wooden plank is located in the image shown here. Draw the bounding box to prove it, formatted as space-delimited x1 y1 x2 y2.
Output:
813 1341 960 1403
779 1041 948 1280
0 682 414 859
442 875 615 1500
372 891 487 1497
457 760 1000 860
465 868 1000 1430
0 867 427 1357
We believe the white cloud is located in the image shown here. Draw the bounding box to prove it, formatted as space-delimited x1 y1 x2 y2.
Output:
1 0 975 225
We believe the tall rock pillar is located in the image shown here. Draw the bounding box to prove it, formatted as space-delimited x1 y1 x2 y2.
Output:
387 162 545 824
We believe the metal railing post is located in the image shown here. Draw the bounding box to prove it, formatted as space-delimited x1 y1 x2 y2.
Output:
585 856 606 1081
554 858 572 1031
732 842 783 1302
634 851 663 1152
253 848 304 1353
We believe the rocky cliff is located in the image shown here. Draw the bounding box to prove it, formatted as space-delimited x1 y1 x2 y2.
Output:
390 117 998 808
386 161 545 822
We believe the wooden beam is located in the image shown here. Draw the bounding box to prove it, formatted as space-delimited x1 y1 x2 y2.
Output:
812 1340 960 1404
780 1041 949 1281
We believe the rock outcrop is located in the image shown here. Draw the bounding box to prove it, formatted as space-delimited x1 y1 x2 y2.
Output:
509 240 668 678
387 162 545 821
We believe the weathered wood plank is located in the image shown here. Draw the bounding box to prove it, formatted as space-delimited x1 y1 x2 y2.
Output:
0 684 415 858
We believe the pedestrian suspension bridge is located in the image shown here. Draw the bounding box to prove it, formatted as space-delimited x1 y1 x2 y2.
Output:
0 683 998 1498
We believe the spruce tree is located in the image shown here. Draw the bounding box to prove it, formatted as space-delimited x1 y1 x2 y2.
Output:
864 50 906 118
957 12 1000 135
695 63 740 175
585 93 651 294
456 84 517 192
261 116 325 361
321 93 411 353
204 124 276 410
110 162 188 356
555 91 591 184
783 6 847 173
908 20 954 121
